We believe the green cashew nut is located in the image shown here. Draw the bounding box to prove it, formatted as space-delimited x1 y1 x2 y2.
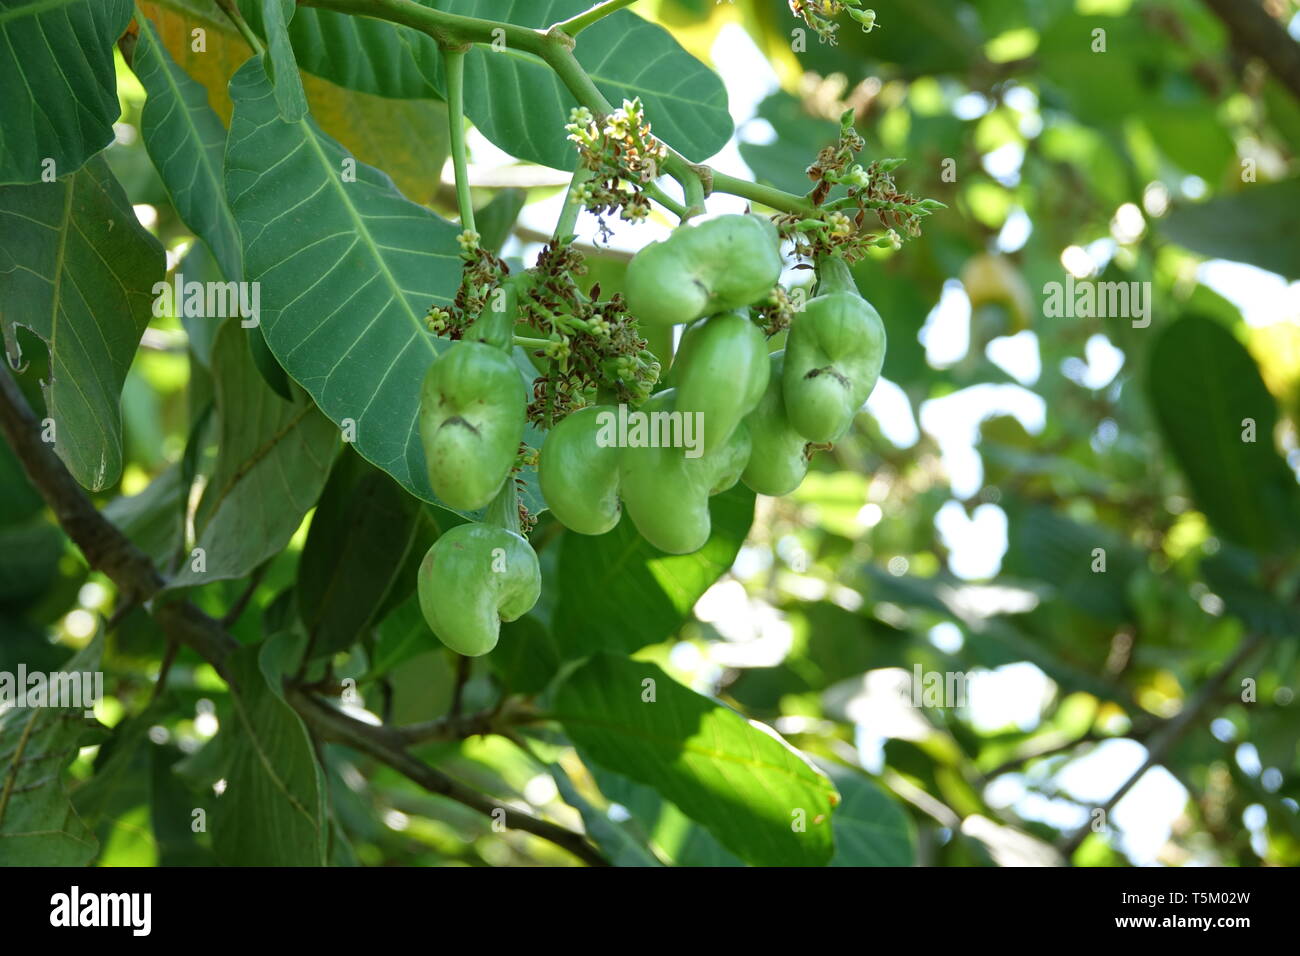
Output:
625 214 783 327
742 351 810 496
539 404 622 535
417 522 541 657
672 310 770 454
708 419 752 496
419 341 526 512
619 390 751 554
782 256 886 442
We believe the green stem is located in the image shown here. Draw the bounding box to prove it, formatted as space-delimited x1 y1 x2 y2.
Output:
552 0 641 37
514 336 551 350
710 170 818 216
679 166 706 221
644 181 689 220
300 0 547 52
301 0 823 221
554 162 593 241
213 0 265 55
444 49 476 234
815 254 858 297
485 479 521 535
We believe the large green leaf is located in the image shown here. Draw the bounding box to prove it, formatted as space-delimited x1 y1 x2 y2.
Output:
131 14 242 282
225 56 543 515
261 0 308 122
1161 179 1300 281
0 635 100 865
240 0 732 169
0 517 63 606
555 653 837 867
236 0 440 100
587 762 743 866
552 486 755 659
1147 314 1300 553
443 0 732 169
297 450 436 659
169 319 338 590
212 642 328 865
820 763 916 867
0 0 131 183
495 488 753 694
547 760 663 867
0 156 164 490
140 2 451 205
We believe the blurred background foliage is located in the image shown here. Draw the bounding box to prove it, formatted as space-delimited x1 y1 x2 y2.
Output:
3 0 1299 866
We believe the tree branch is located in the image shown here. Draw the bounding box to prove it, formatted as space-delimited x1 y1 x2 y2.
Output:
0 363 608 866
1201 0 1300 104
1058 630 1270 858
289 689 610 866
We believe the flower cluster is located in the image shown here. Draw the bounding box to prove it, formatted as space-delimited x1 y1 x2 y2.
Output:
425 240 510 338
779 110 943 263
565 98 669 241
788 1 878 45
516 241 660 426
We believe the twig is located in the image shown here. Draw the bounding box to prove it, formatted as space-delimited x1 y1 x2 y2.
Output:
290 689 610 866
0 363 607 867
1201 0 1300 104
552 0 641 38
1058 631 1270 857
449 654 471 720
220 561 269 628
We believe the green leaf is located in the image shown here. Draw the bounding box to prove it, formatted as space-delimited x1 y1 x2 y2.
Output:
0 0 132 183
1161 179 1300 281
555 653 837 867
0 157 165 490
150 746 214 866
212 642 328 865
475 188 528 254
168 319 338 590
236 0 440 100
0 635 101 865
261 0 308 122
239 0 732 169
101 464 185 571
547 760 662 867
551 486 755 659
297 450 436 659
0 517 63 606
444 0 732 169
71 700 168 829
1147 314 1300 552
365 593 438 680
225 56 544 516
586 762 743 866
819 763 915 867
131 15 242 283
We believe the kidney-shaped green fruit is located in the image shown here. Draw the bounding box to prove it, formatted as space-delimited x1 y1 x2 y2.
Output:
419 341 526 512
625 214 782 327
539 404 622 535
673 310 769 454
782 257 886 442
742 351 810 496
619 390 752 554
708 419 752 496
417 523 541 656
